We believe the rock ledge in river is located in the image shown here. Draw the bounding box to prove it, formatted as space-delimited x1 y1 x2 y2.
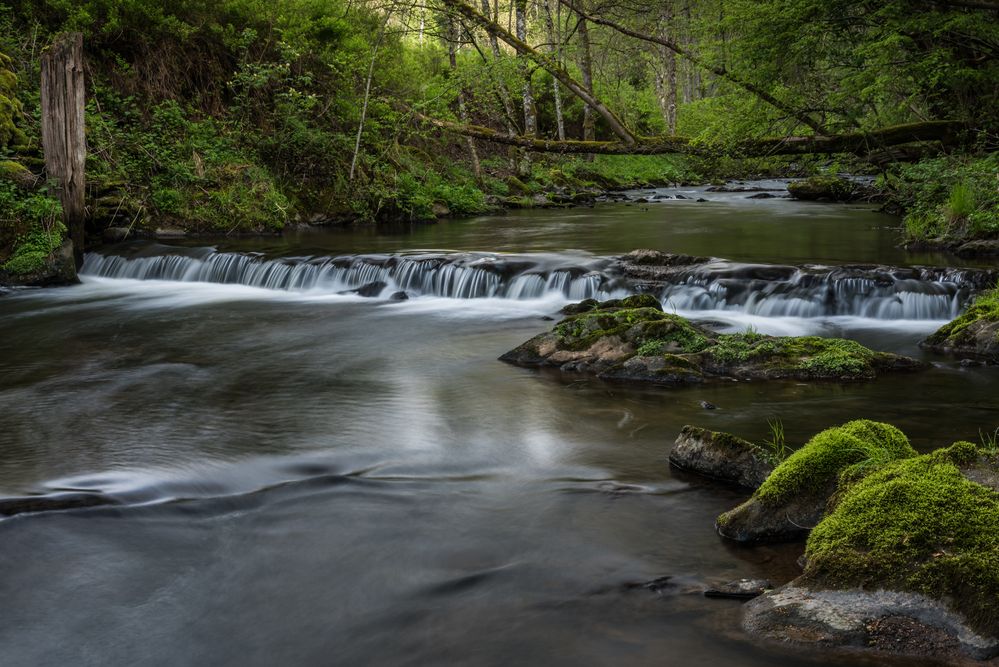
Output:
744 585 999 661
499 297 927 385
669 425 772 488
921 288 999 363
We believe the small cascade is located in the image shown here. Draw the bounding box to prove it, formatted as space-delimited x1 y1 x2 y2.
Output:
656 262 980 320
80 247 628 301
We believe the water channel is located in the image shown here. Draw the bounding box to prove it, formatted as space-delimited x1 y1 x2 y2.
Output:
1 184 994 666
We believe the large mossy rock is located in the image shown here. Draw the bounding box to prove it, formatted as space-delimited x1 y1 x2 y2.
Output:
500 297 926 384
0 238 77 287
787 175 868 202
669 425 773 488
922 288 999 362
716 420 916 543
745 441 999 661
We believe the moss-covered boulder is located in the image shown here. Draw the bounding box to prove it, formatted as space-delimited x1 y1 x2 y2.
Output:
0 237 77 287
716 420 916 543
500 297 926 385
744 442 999 661
788 175 869 202
921 288 999 362
669 425 773 488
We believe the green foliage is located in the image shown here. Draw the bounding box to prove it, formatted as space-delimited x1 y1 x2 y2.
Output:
558 155 688 188
980 428 999 456
804 441 999 637
759 418 789 466
887 154 999 242
0 181 64 274
0 48 26 150
755 420 916 506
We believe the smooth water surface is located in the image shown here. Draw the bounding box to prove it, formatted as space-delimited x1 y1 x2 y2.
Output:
0 187 994 666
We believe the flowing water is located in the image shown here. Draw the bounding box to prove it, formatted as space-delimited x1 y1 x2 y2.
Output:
1 184 996 666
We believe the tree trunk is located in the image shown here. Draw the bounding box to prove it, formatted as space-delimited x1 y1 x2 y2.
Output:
350 11 392 183
653 4 678 134
480 0 520 134
443 0 638 144
515 0 536 176
449 19 482 180
40 32 86 269
542 0 566 140
412 111 962 157
577 13 596 144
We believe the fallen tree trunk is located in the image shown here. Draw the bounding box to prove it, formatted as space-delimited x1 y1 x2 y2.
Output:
413 111 963 157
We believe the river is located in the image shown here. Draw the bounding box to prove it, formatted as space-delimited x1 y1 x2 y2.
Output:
0 184 993 666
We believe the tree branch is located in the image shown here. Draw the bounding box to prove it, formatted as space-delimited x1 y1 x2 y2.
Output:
438 0 639 144
558 0 829 135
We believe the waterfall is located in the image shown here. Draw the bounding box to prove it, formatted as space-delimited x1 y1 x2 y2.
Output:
80 249 628 301
82 246 986 320
657 263 975 320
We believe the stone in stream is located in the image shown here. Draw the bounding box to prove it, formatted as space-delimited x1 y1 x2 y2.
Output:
704 578 771 600
389 290 409 301
715 420 915 544
921 288 999 363
499 296 926 386
349 281 387 297
669 425 772 489
956 239 999 257
743 441 999 662
0 491 120 516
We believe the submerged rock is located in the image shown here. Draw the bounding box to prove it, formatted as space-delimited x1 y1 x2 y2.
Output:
499 297 926 386
716 420 915 543
351 281 387 297
669 425 772 488
0 491 119 517
744 441 999 662
921 288 999 362
705 578 771 600
956 240 999 257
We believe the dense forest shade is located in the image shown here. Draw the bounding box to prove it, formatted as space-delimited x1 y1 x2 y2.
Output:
0 0 997 274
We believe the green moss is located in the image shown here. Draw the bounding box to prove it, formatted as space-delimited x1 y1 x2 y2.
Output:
925 288 999 345
788 175 859 201
793 337 877 374
551 298 912 378
702 334 882 375
2 220 67 275
619 294 661 310
804 441 999 637
755 420 916 506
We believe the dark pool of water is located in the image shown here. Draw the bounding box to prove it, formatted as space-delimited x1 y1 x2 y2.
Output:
0 187 993 666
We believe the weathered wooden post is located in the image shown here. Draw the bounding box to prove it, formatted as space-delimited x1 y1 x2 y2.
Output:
41 32 86 268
